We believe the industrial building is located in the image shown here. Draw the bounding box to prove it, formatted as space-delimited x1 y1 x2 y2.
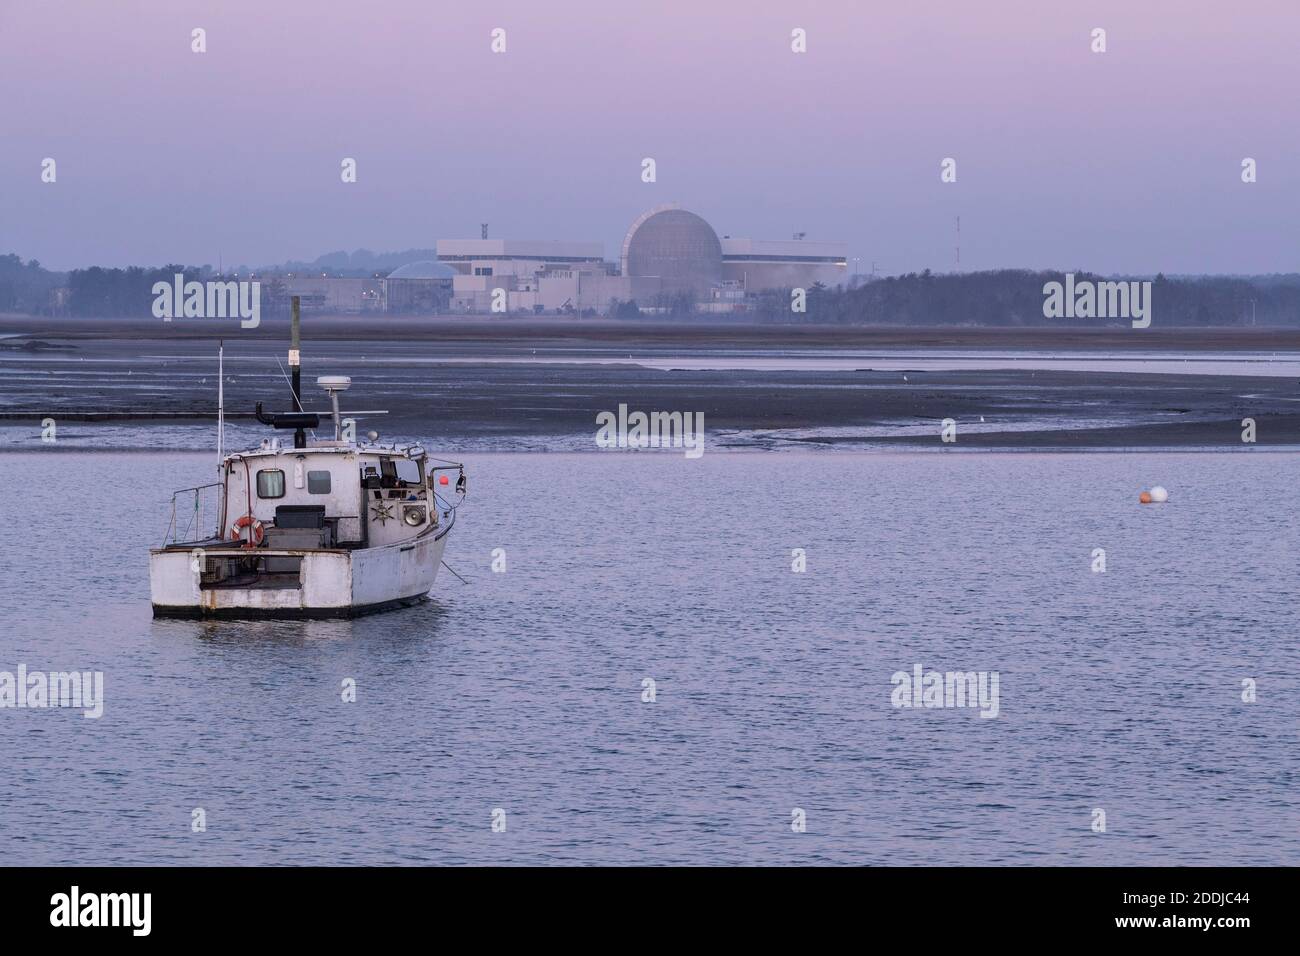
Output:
382 260 455 313
433 239 629 314
426 205 847 315
621 207 724 297
719 237 848 291
271 274 383 313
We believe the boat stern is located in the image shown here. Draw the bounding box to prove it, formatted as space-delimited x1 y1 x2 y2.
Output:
150 546 356 618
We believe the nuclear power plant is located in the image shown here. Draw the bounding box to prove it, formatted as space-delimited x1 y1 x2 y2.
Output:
379 205 848 315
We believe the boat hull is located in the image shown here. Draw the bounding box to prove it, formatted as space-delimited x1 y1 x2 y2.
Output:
150 593 430 620
149 526 449 619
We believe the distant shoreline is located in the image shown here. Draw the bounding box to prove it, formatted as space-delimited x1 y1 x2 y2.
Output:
5 314 1300 352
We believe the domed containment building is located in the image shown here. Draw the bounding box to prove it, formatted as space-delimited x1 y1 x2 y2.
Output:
382 260 456 313
428 206 846 314
620 206 723 298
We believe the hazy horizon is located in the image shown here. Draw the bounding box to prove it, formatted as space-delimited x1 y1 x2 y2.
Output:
3 0 1297 274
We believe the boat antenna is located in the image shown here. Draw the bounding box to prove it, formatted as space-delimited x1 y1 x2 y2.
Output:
289 295 305 448
316 376 351 441
217 339 225 470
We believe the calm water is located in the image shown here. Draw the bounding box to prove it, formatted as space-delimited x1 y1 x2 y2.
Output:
0 449 1296 865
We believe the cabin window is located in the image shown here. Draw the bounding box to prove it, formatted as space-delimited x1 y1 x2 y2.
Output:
380 457 422 488
395 458 422 485
256 468 286 499
307 470 332 494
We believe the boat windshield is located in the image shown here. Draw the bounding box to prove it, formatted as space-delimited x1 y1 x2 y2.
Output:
377 457 422 489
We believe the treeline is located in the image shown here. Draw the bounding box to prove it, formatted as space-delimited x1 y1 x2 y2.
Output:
0 254 65 314
749 270 1300 326
0 255 211 317
68 265 206 317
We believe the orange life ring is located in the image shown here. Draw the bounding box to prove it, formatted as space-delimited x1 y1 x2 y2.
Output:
230 515 265 547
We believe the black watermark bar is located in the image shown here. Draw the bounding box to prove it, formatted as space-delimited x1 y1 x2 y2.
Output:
0 866 1285 941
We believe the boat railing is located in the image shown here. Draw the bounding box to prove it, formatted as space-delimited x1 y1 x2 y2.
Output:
163 482 225 546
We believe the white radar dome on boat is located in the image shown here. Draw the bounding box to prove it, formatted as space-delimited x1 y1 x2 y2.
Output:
317 375 351 391
1150 485 1169 503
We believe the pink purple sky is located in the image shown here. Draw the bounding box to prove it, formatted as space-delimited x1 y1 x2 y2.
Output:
2 0 1296 274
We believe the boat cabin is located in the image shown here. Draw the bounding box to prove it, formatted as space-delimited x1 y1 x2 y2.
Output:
221 439 441 551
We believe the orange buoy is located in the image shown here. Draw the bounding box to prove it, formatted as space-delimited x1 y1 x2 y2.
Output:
439 474 449 485
1139 491 1152 504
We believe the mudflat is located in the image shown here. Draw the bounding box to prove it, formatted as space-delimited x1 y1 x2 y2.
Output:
2 316 1298 449
7 313 1300 350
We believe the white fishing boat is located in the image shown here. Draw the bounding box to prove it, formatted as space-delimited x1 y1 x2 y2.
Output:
149 301 465 618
